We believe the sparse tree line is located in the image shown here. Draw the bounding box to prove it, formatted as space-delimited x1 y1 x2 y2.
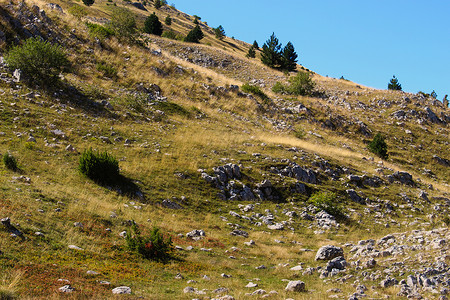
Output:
247 33 298 72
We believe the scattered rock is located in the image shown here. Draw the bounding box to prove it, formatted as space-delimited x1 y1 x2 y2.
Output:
58 285 75 293
112 286 132 294
285 280 305 292
315 245 344 261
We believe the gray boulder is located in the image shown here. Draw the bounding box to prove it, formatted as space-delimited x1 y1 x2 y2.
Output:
315 245 344 261
326 256 347 271
346 189 365 204
112 286 131 294
285 280 305 292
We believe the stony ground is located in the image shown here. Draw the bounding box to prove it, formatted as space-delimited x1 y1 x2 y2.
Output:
0 1 448 299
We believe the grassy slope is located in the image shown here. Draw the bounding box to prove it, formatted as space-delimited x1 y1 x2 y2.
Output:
0 0 448 299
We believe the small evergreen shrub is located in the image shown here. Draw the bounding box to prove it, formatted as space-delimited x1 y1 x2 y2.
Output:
79 148 120 185
368 133 388 159
5 38 69 86
125 222 173 262
143 13 163 36
309 192 345 219
241 83 269 102
246 46 255 58
164 15 172 25
82 0 95 6
184 25 203 43
3 153 18 171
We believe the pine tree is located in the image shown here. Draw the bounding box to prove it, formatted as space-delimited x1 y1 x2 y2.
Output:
154 0 162 9
82 0 95 6
214 25 225 40
144 13 163 36
430 90 437 99
368 133 388 159
281 41 297 71
443 95 448 109
164 15 172 25
185 25 204 43
260 33 282 68
246 46 256 58
388 75 402 91
252 40 259 49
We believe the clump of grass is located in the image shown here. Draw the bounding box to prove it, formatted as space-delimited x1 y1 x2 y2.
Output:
0 270 23 300
3 153 18 171
155 101 190 117
86 22 114 40
293 125 306 139
241 83 270 103
79 148 120 185
96 61 118 78
126 222 174 263
309 191 346 219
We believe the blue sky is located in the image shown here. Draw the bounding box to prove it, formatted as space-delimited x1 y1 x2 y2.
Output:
171 0 449 100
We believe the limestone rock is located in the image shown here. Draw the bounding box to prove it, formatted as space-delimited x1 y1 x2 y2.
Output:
315 245 344 261
285 280 305 292
112 286 131 294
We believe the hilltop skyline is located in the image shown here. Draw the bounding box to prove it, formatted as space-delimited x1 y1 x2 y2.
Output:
173 0 450 100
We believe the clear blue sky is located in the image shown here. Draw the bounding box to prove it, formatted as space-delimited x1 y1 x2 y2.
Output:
171 0 449 99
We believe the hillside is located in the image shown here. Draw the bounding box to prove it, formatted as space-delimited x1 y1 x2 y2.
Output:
0 1 449 299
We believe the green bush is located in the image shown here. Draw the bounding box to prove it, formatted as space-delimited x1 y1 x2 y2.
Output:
368 133 388 159
126 222 173 262
161 31 180 40
241 83 269 103
79 148 120 185
82 0 95 6
3 153 18 171
184 25 203 43
246 46 256 58
144 13 163 36
5 38 69 86
68 5 88 19
309 192 345 219
108 7 136 42
96 61 117 78
164 15 172 25
86 22 114 40
271 82 285 94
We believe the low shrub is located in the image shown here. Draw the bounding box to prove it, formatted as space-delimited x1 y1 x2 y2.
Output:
368 133 388 159
126 222 173 262
272 71 315 96
5 38 69 86
68 5 88 19
86 22 114 40
309 191 345 219
241 83 269 103
79 148 120 185
3 153 18 171
161 31 183 41
96 61 117 78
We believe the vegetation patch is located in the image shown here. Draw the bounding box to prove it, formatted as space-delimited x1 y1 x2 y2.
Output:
79 148 120 185
125 222 174 263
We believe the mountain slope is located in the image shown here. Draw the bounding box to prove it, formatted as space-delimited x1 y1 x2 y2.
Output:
0 1 448 299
